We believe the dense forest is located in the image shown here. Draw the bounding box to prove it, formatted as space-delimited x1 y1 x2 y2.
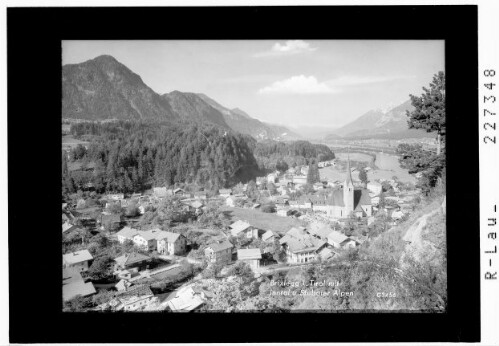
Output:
253 140 335 171
63 121 260 194
62 121 334 195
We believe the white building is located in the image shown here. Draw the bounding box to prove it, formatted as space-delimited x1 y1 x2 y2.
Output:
63 249 94 272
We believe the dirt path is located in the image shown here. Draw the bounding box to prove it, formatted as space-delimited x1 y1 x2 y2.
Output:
401 209 439 263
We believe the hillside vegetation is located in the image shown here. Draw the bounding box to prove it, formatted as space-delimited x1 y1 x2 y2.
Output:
63 121 334 194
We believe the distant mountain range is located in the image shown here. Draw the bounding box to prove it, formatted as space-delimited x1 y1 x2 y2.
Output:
196 93 301 141
324 100 432 140
62 55 299 141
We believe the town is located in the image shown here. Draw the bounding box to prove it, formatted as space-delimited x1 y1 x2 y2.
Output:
61 43 447 312
62 153 428 312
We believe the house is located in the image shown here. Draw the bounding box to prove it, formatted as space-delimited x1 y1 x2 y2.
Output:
193 191 207 200
173 187 185 196
262 230 277 243
229 220 258 239
138 205 146 215
190 200 204 213
99 285 156 311
115 279 132 291
391 210 405 220
118 293 157 312
225 196 237 208
62 221 78 233
219 189 232 198
313 182 325 190
113 252 152 275
153 187 170 198
63 249 93 272
267 173 278 184
318 247 338 261
167 285 206 312
350 235 368 246
279 227 326 264
155 230 187 255
297 196 314 209
204 240 233 265
367 182 383 195
327 231 356 249
306 222 333 242
133 229 163 251
99 213 122 231
237 248 262 270
62 268 96 302
277 209 292 217
107 193 125 201
292 175 308 185
273 196 289 208
116 227 140 244
256 177 266 186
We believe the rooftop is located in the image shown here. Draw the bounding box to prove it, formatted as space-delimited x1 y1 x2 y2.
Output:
62 268 96 301
279 227 325 254
237 248 262 260
327 230 350 244
63 249 93 265
114 252 151 267
116 226 139 239
206 239 233 252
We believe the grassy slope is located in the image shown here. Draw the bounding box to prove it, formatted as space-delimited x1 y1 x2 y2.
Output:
223 207 305 236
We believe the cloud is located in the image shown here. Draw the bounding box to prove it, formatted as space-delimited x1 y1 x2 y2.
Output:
253 40 317 57
258 74 413 95
258 75 337 95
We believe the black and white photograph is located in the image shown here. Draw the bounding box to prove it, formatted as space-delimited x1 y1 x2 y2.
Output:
61 40 447 313
7 4 487 344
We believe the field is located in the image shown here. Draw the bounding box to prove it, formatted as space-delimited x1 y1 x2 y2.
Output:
319 152 416 184
223 207 305 236
334 152 373 163
62 135 90 151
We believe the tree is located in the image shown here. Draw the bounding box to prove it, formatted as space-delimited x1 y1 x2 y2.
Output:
203 262 224 279
307 159 320 184
261 203 276 213
407 71 446 155
63 295 94 312
87 255 114 280
267 182 277 196
107 202 122 215
358 167 368 187
125 202 140 217
228 261 254 283
276 160 289 172
246 180 260 200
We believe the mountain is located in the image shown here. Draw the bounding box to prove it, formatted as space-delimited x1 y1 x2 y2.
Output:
327 100 431 139
161 91 229 129
196 93 301 141
63 55 298 140
62 55 177 122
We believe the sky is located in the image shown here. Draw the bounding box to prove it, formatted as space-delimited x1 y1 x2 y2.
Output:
62 40 444 130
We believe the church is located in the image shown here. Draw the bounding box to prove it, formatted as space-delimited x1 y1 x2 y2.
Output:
309 157 372 219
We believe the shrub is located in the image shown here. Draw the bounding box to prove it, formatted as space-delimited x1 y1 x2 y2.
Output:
261 204 276 213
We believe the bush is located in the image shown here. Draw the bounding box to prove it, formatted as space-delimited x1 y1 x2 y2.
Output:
261 204 276 213
125 203 140 217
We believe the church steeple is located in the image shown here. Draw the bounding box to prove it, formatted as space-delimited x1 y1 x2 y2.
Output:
345 153 353 184
343 151 355 215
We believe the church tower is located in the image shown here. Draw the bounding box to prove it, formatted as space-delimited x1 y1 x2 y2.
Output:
343 154 355 215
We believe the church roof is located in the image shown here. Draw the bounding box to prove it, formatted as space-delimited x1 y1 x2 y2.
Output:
354 189 372 209
326 189 345 207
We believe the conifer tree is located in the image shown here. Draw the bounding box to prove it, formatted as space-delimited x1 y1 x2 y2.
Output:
407 71 446 155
